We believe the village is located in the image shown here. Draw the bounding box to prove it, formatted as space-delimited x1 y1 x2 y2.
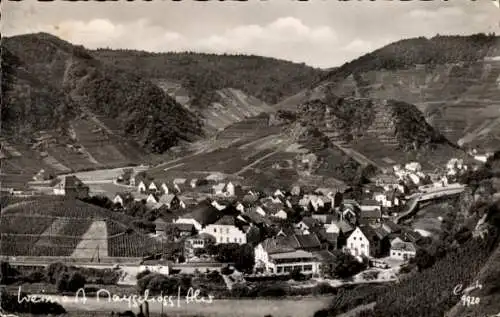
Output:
4 154 474 294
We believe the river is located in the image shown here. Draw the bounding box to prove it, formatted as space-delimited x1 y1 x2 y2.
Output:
25 294 331 317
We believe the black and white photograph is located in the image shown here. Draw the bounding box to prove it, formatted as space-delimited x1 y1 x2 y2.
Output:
1 0 500 316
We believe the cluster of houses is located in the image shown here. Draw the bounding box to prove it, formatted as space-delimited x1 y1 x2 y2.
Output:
144 178 421 276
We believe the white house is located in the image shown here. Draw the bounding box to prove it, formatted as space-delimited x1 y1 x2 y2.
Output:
255 206 267 216
236 202 245 213
274 189 285 198
113 194 124 206
137 181 147 193
200 215 247 244
146 194 159 206
272 210 288 219
161 183 169 194
408 173 420 185
148 182 158 192
190 179 198 188
405 162 421 172
225 182 235 197
346 227 374 258
213 183 226 195
390 241 416 261
254 243 321 275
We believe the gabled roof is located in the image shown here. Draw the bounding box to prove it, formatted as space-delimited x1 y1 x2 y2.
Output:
360 199 380 206
360 209 382 219
159 194 177 204
313 250 337 262
300 217 320 228
357 226 382 243
391 241 416 252
261 235 301 254
371 226 389 240
295 233 321 249
316 228 338 244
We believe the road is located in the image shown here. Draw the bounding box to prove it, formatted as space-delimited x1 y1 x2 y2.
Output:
396 184 465 224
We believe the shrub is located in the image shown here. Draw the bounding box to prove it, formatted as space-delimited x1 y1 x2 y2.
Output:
45 262 68 284
136 269 151 280
67 272 86 292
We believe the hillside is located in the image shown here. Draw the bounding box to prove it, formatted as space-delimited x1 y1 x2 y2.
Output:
1 33 205 189
91 49 325 107
280 34 500 150
292 84 464 170
0 197 162 259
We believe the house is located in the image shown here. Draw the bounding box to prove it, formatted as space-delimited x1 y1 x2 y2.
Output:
313 250 337 275
53 176 89 199
382 220 401 234
291 185 301 196
155 220 195 238
359 209 382 226
159 194 183 209
346 226 387 258
213 183 226 196
316 228 339 250
137 181 147 193
255 206 267 216
360 200 381 212
273 189 285 198
254 237 321 274
225 182 236 197
184 233 217 259
405 162 421 172
312 214 336 224
200 215 247 244
297 217 321 232
113 194 124 207
273 210 288 220
148 182 158 192
161 183 169 195
235 202 246 213
190 179 198 188
146 193 159 205
174 202 224 231
390 241 416 261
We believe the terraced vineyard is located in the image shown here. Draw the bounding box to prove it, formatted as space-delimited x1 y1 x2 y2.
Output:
0 197 161 258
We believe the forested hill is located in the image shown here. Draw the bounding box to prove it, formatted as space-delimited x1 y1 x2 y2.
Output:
91 49 325 107
320 33 500 84
2 33 202 154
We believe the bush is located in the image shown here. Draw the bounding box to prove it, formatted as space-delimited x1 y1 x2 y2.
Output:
23 270 46 283
56 272 70 292
67 272 86 292
136 269 151 280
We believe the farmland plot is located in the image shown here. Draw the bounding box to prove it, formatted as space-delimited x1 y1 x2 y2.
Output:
71 220 109 258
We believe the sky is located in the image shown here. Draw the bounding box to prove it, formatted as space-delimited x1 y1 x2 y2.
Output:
2 0 499 69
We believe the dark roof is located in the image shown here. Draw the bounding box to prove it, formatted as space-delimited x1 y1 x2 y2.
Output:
301 217 320 228
360 199 380 206
382 220 401 233
400 229 422 242
182 202 223 226
360 209 382 219
358 226 381 242
372 226 389 239
295 233 321 249
214 215 236 226
317 228 338 244
313 250 337 263
261 235 301 254
155 221 194 232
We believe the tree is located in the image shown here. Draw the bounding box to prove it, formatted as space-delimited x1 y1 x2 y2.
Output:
67 272 86 292
414 248 435 271
330 252 366 279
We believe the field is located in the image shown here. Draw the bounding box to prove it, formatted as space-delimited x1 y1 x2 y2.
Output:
0 197 163 259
